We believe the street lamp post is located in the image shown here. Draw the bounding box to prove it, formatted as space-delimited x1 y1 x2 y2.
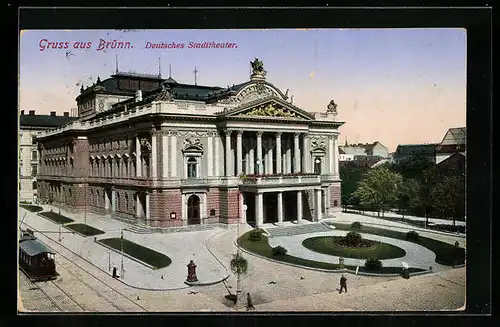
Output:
120 229 124 278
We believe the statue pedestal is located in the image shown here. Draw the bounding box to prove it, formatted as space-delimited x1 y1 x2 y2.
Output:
250 73 266 81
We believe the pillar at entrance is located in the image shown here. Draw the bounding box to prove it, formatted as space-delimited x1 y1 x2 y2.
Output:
315 189 322 221
296 191 303 223
255 193 264 227
236 131 243 176
151 129 157 178
225 130 233 177
275 133 282 174
277 192 283 224
145 192 150 220
256 132 263 175
294 133 301 173
111 189 116 212
136 194 142 218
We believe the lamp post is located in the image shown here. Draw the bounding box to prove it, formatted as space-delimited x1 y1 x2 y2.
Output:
120 229 124 278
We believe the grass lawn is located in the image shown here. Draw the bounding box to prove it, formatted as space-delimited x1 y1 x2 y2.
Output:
20 204 43 212
39 211 74 224
98 238 171 269
237 231 425 274
326 223 465 266
302 236 406 260
65 223 105 237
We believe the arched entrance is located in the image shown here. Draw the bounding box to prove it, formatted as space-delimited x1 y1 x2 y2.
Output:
187 195 201 225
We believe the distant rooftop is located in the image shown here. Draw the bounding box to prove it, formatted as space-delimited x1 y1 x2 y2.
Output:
20 110 77 128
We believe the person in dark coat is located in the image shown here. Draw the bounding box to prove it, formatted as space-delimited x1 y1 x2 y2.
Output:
246 292 255 310
339 275 347 293
112 265 117 278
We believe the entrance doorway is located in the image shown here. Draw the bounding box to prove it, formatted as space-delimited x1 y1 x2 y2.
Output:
187 195 201 225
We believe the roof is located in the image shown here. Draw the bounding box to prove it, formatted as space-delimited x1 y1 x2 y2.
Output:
20 115 78 128
439 127 466 146
339 148 346 154
19 239 55 256
395 144 438 156
436 144 466 154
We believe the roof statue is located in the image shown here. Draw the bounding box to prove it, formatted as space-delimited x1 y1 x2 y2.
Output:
327 100 338 114
250 58 266 77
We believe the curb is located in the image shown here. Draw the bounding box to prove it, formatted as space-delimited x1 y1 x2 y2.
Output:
234 239 431 277
95 240 158 270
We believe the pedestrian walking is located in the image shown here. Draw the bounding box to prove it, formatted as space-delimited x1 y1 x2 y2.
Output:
246 292 255 311
339 275 347 293
112 265 117 278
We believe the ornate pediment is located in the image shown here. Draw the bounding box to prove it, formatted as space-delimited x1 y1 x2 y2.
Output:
239 103 298 118
183 137 203 152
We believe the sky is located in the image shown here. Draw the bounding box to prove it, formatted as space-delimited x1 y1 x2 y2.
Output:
19 29 466 152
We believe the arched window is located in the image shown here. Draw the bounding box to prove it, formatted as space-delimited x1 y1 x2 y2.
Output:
125 193 129 211
314 157 322 174
187 157 198 178
333 200 338 207
32 181 37 190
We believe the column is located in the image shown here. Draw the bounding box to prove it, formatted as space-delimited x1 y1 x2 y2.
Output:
296 191 302 223
302 133 309 173
268 146 273 174
170 131 177 177
275 133 282 174
181 193 187 221
145 192 150 220
214 132 220 176
225 130 232 177
256 132 263 174
245 152 250 174
136 194 142 218
315 189 322 221
249 147 254 174
255 192 264 227
236 130 243 176
207 132 213 177
151 130 157 178
136 136 142 177
105 190 110 211
201 193 208 224
277 192 283 224
328 135 334 175
294 133 301 173
285 137 291 174
324 189 329 216
162 132 169 178
333 135 340 177
111 189 116 212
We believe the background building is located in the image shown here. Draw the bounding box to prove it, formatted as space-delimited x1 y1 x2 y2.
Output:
19 110 77 202
35 59 344 228
435 127 466 164
393 143 438 165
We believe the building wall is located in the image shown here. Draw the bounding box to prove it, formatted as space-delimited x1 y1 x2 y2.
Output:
328 182 342 212
19 128 44 202
371 143 389 158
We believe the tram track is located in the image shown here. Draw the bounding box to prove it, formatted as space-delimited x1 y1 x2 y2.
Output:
21 221 149 312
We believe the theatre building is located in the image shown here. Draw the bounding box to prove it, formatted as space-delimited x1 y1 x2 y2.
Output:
36 59 344 228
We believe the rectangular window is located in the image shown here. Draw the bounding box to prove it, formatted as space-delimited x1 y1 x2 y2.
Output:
32 150 37 161
32 136 37 144
32 165 38 176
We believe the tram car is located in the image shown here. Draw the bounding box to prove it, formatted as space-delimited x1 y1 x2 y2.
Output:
19 230 58 281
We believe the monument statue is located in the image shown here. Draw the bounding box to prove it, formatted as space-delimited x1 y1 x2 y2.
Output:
327 100 338 114
250 58 266 76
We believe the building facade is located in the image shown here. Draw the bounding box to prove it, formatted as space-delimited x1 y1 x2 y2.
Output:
338 141 388 162
435 127 466 164
36 59 344 228
19 110 77 202
393 144 438 165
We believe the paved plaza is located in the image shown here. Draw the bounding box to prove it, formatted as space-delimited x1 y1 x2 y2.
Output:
18 205 466 311
20 205 229 290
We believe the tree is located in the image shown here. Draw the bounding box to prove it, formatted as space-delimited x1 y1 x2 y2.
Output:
429 174 465 226
352 167 404 217
397 178 421 219
230 252 248 304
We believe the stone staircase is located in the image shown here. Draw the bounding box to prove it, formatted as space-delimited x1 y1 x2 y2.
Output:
124 223 218 234
267 222 332 238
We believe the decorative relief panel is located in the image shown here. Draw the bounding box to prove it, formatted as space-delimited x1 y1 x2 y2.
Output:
240 103 298 118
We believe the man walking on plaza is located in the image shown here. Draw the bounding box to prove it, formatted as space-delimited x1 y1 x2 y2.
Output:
246 292 255 311
339 275 347 293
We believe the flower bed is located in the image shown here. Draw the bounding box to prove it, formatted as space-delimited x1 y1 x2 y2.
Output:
98 238 172 269
39 211 74 224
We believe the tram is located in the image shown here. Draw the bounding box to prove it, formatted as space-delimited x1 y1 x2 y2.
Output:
19 229 58 281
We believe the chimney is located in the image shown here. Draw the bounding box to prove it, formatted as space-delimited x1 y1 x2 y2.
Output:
50 111 56 116
29 110 35 116
135 90 143 102
21 110 24 115
63 112 69 117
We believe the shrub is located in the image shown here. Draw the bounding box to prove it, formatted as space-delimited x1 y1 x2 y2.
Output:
339 231 363 247
406 231 419 241
364 258 383 271
351 221 363 230
248 228 264 241
272 245 288 256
